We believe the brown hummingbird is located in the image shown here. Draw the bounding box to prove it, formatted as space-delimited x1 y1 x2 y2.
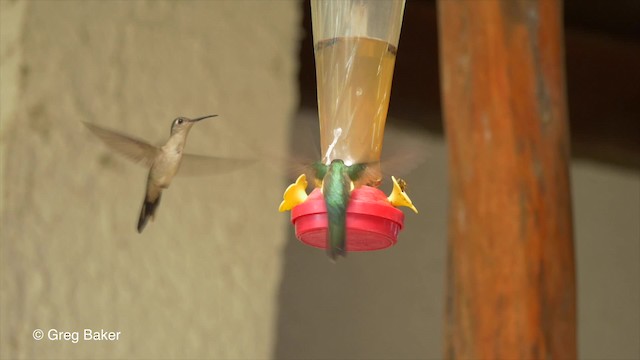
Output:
84 115 251 232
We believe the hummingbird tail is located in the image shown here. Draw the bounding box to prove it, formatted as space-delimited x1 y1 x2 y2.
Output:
137 193 162 233
323 161 352 261
325 191 348 261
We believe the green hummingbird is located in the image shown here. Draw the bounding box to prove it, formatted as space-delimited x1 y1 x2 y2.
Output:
312 159 370 260
284 111 427 260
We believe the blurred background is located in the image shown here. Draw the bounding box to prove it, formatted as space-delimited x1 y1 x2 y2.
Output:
1 1 638 359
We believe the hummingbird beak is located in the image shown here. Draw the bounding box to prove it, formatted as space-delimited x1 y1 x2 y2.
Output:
190 114 218 122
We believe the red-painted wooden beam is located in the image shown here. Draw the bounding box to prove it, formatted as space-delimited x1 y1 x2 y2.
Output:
437 0 577 358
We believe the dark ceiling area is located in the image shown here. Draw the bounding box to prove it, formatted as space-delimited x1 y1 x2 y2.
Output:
565 0 639 40
297 1 640 170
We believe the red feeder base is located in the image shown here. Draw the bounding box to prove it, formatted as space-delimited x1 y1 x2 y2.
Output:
290 186 404 251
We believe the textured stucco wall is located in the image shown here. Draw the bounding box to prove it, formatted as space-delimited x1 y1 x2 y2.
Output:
1 1 299 359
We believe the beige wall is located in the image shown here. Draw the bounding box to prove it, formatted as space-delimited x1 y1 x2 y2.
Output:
0 1 299 358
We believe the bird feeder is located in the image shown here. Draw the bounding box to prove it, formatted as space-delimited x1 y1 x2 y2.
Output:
280 0 416 252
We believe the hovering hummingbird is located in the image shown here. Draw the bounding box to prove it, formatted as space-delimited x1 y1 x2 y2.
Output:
84 115 249 233
312 159 371 260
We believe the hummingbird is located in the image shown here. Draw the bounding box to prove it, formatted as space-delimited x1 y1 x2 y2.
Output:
84 115 248 233
312 159 370 260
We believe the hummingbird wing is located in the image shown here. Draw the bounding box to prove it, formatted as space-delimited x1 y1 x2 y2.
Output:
83 122 160 167
178 154 256 177
378 125 429 176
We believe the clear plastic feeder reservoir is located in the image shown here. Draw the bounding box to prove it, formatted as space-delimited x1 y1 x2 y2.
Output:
312 0 405 169
280 0 417 257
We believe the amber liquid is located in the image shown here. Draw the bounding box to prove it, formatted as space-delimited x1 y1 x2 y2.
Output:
314 37 397 170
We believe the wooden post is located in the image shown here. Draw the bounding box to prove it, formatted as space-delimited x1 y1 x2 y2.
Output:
438 0 577 359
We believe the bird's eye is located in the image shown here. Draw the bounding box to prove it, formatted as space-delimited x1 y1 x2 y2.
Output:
177 118 184 125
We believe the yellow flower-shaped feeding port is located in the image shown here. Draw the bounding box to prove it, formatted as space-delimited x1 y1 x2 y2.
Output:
279 174 309 212
387 176 418 213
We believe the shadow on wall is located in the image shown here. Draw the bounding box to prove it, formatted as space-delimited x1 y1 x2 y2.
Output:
273 110 448 359
272 110 640 360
